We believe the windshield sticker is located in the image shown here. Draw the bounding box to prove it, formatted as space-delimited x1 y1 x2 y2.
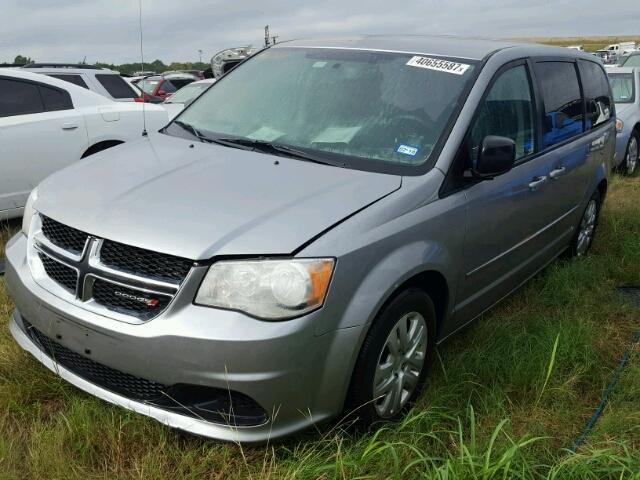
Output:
406 56 470 75
312 126 361 144
312 61 327 68
396 144 418 156
247 126 285 142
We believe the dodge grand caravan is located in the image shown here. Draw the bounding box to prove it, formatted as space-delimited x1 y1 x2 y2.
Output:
5 36 615 442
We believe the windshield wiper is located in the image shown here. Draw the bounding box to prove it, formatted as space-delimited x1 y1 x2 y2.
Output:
213 137 336 166
171 122 252 151
173 120 206 142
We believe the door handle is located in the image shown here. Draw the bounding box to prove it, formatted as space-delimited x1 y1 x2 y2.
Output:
61 122 79 130
528 176 548 190
550 166 566 179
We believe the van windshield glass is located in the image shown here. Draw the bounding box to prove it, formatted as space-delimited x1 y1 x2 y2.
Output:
608 73 635 103
171 47 477 172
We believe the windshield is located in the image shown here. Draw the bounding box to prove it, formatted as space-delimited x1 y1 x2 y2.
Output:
172 47 477 173
165 82 211 104
622 55 640 67
139 79 159 94
608 73 635 103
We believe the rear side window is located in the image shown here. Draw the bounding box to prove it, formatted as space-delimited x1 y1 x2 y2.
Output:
39 85 73 111
0 78 44 117
95 74 137 99
578 60 612 130
47 74 89 89
534 62 584 149
469 64 535 161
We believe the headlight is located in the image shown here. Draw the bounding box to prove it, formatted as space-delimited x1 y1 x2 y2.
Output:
616 118 624 133
195 258 335 320
21 188 38 236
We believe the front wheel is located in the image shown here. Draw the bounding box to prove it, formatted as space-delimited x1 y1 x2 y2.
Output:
568 189 601 258
622 132 638 176
346 288 437 425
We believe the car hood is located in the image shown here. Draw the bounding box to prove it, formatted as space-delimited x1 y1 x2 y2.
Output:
162 103 185 120
36 133 401 260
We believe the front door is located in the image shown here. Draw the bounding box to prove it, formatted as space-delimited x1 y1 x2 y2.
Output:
448 61 560 328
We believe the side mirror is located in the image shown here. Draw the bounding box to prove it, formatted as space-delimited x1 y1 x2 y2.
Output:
157 89 167 96
473 135 516 178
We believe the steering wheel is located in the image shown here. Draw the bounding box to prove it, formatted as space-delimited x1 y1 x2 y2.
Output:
392 114 434 137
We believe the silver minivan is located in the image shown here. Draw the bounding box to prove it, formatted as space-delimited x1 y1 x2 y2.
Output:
5 36 615 442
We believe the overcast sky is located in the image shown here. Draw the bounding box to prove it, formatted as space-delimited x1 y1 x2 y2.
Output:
2 0 638 65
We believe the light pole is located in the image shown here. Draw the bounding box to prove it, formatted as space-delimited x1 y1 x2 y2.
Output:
198 49 203 64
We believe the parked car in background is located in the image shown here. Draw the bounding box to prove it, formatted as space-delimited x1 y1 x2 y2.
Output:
21 64 140 102
164 69 205 80
608 67 640 175
0 69 168 220
567 45 584 51
620 51 640 67
162 78 215 119
132 70 156 77
138 72 198 102
210 46 258 78
594 50 614 64
5 37 613 442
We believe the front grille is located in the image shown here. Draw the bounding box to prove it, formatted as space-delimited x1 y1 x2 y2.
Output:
24 321 269 426
92 278 170 320
38 253 78 293
41 216 88 255
100 240 193 284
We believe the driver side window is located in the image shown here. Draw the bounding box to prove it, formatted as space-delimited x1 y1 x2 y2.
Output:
469 65 535 164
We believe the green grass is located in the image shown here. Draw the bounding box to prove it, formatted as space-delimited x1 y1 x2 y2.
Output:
1 177 639 479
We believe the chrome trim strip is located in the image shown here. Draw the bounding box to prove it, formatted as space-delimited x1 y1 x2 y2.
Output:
90 239 181 292
466 206 579 278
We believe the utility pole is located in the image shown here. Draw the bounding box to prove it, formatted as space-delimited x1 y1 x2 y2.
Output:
264 25 270 47
198 49 203 63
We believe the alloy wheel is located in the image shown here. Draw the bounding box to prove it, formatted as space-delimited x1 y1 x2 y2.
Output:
576 199 597 256
373 311 427 418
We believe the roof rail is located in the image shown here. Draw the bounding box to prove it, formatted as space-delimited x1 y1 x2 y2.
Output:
22 63 105 70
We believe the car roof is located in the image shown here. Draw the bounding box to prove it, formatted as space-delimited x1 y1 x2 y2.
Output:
191 79 216 85
0 68 115 106
21 64 118 75
274 35 585 61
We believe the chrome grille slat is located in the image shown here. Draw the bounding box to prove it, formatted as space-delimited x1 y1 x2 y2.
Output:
31 215 193 322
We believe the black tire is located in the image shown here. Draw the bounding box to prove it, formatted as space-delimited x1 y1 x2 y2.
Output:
567 189 601 258
620 131 639 176
346 288 437 425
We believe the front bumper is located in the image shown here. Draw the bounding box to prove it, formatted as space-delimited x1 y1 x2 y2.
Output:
4 234 360 442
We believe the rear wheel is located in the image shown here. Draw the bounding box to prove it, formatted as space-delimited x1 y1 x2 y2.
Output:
622 132 638 176
346 288 436 425
568 189 601 258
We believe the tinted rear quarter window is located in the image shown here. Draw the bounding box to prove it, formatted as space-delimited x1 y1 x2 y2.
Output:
534 61 584 148
164 79 194 92
95 74 137 99
0 78 44 117
578 60 612 129
47 74 89 89
39 85 73 111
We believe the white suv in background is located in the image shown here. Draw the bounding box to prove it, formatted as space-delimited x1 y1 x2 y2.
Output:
21 63 140 102
0 69 168 220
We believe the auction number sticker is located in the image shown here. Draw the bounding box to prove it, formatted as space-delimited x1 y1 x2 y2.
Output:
406 56 470 75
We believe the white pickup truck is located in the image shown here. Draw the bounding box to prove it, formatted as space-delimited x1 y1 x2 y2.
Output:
605 42 637 62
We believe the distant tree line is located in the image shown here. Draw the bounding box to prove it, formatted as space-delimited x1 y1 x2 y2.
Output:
4 55 209 74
